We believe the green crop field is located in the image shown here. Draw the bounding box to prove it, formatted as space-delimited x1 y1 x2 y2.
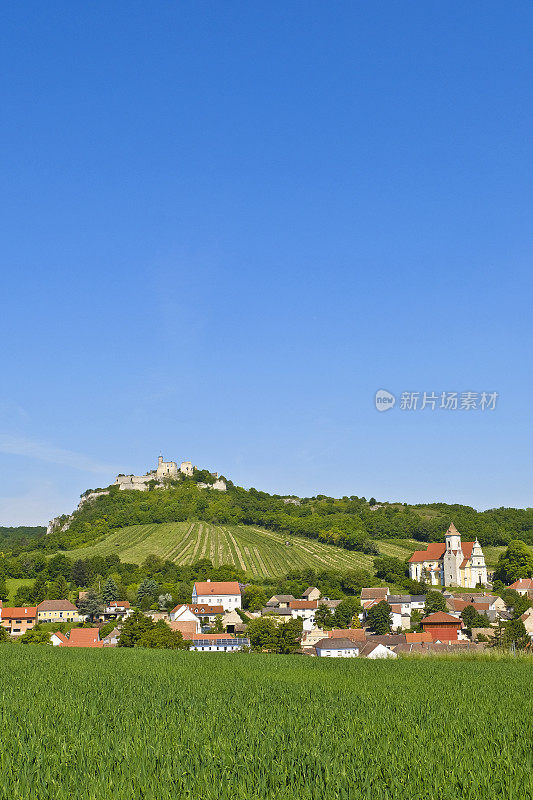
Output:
66 521 418 576
0 646 532 800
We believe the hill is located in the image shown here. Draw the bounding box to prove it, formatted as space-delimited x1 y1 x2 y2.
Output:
66 520 422 578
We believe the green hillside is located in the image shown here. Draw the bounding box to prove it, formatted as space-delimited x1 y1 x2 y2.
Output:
66 521 421 578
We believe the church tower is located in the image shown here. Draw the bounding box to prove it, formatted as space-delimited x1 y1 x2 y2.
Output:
470 538 487 587
443 523 463 586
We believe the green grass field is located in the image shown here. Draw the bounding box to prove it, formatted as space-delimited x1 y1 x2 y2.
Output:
67 521 422 577
0 645 531 800
5 578 33 604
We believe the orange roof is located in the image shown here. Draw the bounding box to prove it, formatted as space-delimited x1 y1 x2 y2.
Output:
405 632 432 643
328 628 366 642
408 543 446 563
52 631 69 644
109 600 130 608
289 600 318 610
459 541 474 568
193 581 241 596
169 621 198 637
0 606 37 619
360 588 389 600
509 578 533 591
67 628 102 647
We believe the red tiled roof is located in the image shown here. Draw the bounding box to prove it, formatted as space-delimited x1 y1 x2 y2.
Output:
408 543 446 563
459 541 474 569
67 628 102 647
52 631 69 644
109 600 130 608
193 581 241 596
405 632 432 643
0 607 37 619
289 600 318 610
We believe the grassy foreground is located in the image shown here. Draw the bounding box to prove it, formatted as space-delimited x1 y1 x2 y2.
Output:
0 646 532 800
66 520 422 576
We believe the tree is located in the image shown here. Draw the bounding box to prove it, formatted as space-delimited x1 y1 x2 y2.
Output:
47 553 71 581
30 573 47 604
158 593 173 611
366 601 392 634
502 618 529 649
137 620 190 650
0 626 10 643
494 540 533 585
500 588 532 619
71 560 89 588
118 611 153 647
409 609 423 632
48 576 69 600
333 597 361 629
212 616 224 633
0 574 9 603
315 603 335 629
137 578 159 609
461 605 490 630
275 617 303 654
242 585 267 612
77 590 102 623
19 627 51 645
246 617 279 651
424 590 447 616
102 578 119 604
373 556 408 585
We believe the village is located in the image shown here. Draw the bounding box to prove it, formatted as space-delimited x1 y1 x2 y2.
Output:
1 573 532 656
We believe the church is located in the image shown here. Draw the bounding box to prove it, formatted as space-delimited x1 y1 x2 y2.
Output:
408 524 487 588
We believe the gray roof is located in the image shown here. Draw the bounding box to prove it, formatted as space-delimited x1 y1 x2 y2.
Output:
366 634 406 646
261 607 293 616
387 595 426 604
266 595 295 604
315 638 358 650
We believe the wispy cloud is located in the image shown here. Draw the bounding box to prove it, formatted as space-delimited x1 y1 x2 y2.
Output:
0 434 117 475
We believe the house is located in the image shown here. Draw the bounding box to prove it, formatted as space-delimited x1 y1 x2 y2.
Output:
261 607 293 623
37 600 81 624
395 641 485 655
64 628 103 648
408 524 487 588
315 637 358 658
421 611 464 642
103 601 132 619
102 627 121 646
192 581 241 611
0 606 37 636
189 633 249 652
509 578 533 596
221 609 242 633
302 587 321 602
289 600 318 630
360 588 390 602
388 604 412 631
170 604 201 624
519 608 533 639
365 634 406 649
386 595 426 614
358 642 397 659
50 631 69 646
266 595 295 609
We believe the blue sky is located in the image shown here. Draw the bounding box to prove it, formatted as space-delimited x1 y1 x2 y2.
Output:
1 2 532 525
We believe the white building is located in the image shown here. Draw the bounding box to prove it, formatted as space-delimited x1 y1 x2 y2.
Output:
189 634 249 652
315 637 358 657
192 581 242 612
